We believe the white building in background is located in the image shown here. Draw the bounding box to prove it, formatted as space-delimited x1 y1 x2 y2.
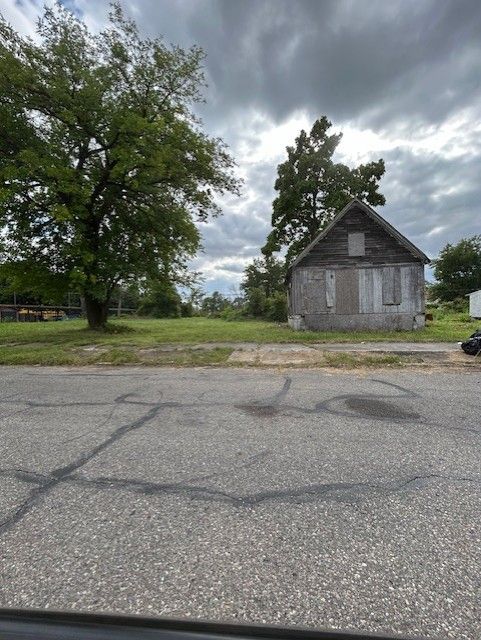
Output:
468 290 481 319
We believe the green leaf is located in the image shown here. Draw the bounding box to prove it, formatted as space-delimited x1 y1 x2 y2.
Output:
0 2 240 327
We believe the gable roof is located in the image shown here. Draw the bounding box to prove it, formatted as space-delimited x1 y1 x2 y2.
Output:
289 198 430 271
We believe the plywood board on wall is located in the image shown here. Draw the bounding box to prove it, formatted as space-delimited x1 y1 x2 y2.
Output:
335 269 359 314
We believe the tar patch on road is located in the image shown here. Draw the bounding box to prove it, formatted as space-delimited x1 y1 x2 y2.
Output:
235 404 279 417
235 377 291 418
344 397 421 420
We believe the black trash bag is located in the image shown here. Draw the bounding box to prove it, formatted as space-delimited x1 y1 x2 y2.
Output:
461 329 481 356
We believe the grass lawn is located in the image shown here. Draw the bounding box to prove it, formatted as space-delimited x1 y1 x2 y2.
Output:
0 312 476 366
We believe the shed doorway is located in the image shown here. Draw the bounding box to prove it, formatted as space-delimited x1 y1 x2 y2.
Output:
335 269 359 314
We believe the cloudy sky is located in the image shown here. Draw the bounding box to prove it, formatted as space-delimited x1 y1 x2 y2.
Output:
3 0 481 293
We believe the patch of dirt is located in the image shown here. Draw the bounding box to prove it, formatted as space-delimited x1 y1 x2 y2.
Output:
137 347 177 355
78 345 109 353
229 346 322 365
227 345 481 370
447 350 480 364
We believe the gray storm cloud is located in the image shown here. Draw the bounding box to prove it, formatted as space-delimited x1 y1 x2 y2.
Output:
6 0 481 291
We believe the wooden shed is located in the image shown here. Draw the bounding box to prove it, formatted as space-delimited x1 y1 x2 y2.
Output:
468 290 481 319
287 198 430 331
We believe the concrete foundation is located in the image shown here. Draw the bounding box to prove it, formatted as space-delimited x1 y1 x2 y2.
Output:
289 313 425 332
288 315 306 331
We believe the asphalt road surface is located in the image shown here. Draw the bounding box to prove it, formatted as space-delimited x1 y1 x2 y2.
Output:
0 366 480 640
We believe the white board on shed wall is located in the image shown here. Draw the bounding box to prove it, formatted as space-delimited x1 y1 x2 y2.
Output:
325 269 335 308
359 269 374 313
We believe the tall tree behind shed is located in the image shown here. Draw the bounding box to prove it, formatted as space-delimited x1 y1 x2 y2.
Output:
0 4 239 328
262 117 385 263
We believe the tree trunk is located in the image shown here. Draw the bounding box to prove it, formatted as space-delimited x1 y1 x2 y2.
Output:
85 294 109 330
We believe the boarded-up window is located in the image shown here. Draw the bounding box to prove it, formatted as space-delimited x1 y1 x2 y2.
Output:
348 232 365 256
382 266 401 305
303 270 327 314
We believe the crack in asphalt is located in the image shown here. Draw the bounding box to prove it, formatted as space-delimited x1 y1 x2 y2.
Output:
21 392 162 409
59 472 481 507
1 376 480 533
0 469 51 483
49 404 163 479
1 377 479 437
2 465 481 509
0 402 164 535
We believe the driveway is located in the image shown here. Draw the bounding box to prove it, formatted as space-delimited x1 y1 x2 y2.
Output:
0 366 480 639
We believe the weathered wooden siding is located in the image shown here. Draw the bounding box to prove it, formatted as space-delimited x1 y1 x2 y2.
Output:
289 267 327 314
304 270 327 314
381 267 402 305
335 269 359 314
297 205 418 268
289 263 425 330
358 264 424 314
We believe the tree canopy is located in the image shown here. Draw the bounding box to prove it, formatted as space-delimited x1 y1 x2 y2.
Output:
241 256 286 297
201 291 231 315
0 3 239 328
262 117 385 263
431 236 481 302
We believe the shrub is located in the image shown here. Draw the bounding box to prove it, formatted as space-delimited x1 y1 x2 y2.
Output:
439 297 468 313
180 301 194 317
246 287 266 317
265 291 287 322
219 307 246 321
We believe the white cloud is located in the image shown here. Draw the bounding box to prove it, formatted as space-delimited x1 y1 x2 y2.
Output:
0 0 41 37
234 109 311 166
337 105 481 166
427 226 447 237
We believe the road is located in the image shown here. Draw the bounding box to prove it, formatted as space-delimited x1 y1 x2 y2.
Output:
0 366 480 639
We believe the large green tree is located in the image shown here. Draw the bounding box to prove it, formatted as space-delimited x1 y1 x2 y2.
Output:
0 4 239 328
262 117 385 263
431 236 481 302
